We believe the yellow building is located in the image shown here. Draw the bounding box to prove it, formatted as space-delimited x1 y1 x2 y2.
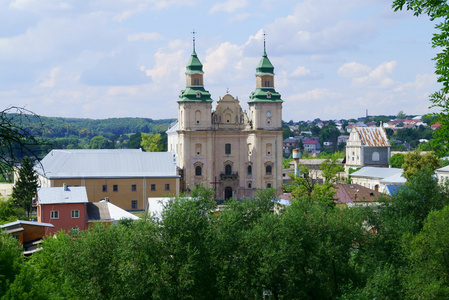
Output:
168 40 283 200
36 149 180 211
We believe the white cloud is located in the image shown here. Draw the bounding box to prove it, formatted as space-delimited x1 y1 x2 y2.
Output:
209 0 248 14
338 62 371 78
353 61 397 88
39 67 60 88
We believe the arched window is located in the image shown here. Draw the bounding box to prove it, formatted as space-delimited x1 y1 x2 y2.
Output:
225 164 232 175
266 165 272 175
247 165 252 175
195 166 202 176
372 151 380 161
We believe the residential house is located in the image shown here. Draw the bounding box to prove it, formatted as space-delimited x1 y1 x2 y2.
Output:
37 186 140 235
345 126 390 171
350 167 405 194
37 185 89 235
35 149 180 211
334 184 382 207
338 135 349 145
436 165 449 184
0 220 54 255
303 140 321 152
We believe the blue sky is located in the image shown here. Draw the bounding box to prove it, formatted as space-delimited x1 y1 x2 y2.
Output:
0 0 440 122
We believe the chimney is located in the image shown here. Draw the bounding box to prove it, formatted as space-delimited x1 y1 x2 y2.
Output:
63 183 68 191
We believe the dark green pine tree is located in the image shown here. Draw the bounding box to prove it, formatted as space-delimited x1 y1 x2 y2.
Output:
11 157 39 218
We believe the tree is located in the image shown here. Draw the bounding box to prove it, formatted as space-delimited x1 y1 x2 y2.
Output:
402 150 440 180
403 204 449 298
320 155 344 183
89 135 114 149
0 231 22 297
11 157 39 218
140 133 163 152
392 0 449 156
0 107 44 177
397 110 406 120
389 153 405 168
127 132 142 149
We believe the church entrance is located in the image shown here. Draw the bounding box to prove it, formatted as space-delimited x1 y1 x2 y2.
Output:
224 186 233 200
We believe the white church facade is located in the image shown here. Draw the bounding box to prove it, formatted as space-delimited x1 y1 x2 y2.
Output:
167 40 283 200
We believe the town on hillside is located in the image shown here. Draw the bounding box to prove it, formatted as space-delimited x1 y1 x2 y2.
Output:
2 38 449 298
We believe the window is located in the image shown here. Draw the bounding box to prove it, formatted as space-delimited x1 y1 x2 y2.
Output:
372 151 380 161
194 78 200 85
267 183 272 188
51 211 59 219
131 184 137 191
196 91 201 98
102 185 107 192
264 80 270 87
151 184 156 191
71 210 79 218
266 165 272 175
195 166 202 176
113 185 118 192
225 164 232 175
225 143 231 155
131 200 138 209
247 165 252 176
248 182 252 188
267 91 272 98
165 184 170 191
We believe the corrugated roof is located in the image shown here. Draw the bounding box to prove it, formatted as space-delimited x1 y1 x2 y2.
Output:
354 127 390 147
37 186 88 204
351 167 403 179
36 149 179 179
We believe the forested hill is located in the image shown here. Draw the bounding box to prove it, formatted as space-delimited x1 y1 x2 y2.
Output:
12 113 176 139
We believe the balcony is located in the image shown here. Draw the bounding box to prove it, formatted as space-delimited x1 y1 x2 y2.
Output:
220 172 239 180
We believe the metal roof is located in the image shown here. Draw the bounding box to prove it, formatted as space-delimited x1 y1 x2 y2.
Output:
37 186 88 204
36 149 179 179
436 165 449 173
0 220 54 229
87 201 140 221
351 167 403 180
354 127 390 147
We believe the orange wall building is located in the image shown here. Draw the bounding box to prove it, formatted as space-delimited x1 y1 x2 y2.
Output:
36 149 181 211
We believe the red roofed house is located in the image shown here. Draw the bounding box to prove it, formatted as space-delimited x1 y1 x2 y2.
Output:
303 139 321 151
345 126 390 171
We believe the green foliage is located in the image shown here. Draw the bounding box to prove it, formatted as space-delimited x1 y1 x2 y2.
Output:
389 153 405 168
126 132 142 149
320 155 344 183
392 0 449 156
11 157 38 218
0 199 27 224
89 135 115 149
402 150 440 180
403 204 449 298
397 110 406 119
0 231 22 297
283 157 293 169
282 124 294 140
141 133 163 152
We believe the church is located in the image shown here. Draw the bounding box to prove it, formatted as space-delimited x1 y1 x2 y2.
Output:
167 38 283 200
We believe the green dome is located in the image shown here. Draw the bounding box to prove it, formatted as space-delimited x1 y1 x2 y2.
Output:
186 50 204 74
256 50 274 75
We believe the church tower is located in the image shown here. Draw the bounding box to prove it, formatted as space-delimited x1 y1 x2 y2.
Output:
176 34 214 188
247 39 283 190
248 38 283 130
